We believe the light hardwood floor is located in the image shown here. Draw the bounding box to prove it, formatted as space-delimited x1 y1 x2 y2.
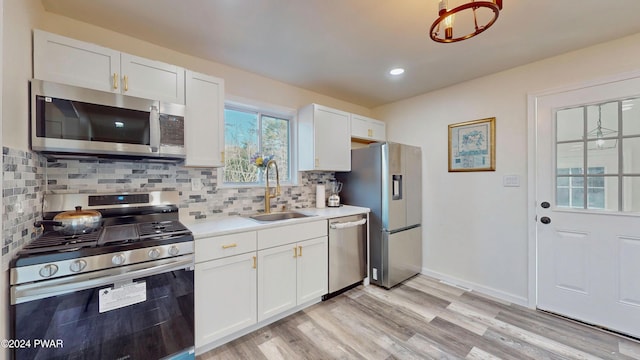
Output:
198 275 640 359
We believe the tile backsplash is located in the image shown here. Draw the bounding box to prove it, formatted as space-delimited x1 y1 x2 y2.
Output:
2 148 46 269
2 147 334 268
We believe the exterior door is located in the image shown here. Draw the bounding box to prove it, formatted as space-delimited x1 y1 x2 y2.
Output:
535 74 640 338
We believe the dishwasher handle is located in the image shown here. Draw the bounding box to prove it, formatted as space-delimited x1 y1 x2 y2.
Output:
330 218 367 229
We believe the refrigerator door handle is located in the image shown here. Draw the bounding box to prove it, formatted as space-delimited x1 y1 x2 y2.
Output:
392 174 403 200
386 224 421 234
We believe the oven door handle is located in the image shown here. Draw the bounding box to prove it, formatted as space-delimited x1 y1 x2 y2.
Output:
11 256 194 305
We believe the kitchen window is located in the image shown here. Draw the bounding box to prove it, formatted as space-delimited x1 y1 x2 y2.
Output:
222 102 294 186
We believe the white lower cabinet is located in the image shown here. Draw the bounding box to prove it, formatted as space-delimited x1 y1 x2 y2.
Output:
257 236 328 322
257 244 297 321
195 231 257 348
296 237 329 303
195 220 328 351
195 252 257 347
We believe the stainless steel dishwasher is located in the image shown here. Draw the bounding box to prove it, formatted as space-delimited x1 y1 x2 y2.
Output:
326 214 367 298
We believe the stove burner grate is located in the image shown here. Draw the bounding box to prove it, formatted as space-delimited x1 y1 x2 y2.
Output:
21 229 101 253
137 220 190 238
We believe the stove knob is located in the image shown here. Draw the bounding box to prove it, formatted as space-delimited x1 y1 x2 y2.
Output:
39 264 59 278
148 248 161 259
168 246 180 256
69 259 87 273
112 254 126 265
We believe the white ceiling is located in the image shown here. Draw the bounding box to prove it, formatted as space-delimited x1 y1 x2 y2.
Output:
40 0 640 108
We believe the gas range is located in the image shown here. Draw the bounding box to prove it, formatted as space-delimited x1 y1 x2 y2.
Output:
10 191 194 285
10 191 196 359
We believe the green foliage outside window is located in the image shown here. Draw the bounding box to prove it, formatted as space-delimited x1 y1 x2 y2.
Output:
223 107 290 184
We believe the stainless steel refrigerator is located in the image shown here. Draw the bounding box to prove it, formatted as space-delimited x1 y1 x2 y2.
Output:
336 142 422 289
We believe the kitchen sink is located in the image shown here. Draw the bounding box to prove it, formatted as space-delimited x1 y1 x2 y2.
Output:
248 211 313 222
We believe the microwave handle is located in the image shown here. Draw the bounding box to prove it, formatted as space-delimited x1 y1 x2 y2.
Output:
149 105 160 153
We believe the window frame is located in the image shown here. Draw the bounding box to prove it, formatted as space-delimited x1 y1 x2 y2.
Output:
217 97 299 188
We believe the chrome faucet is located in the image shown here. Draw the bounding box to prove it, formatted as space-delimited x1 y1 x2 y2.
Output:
264 159 281 214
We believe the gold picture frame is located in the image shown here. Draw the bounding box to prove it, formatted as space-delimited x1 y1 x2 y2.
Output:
448 117 496 172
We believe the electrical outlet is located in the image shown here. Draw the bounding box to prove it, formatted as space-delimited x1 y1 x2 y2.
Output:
191 178 204 191
372 268 378 281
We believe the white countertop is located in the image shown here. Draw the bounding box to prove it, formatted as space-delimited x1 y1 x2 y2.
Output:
184 205 370 239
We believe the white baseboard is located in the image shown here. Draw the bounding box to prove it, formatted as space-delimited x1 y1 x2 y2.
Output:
420 267 529 307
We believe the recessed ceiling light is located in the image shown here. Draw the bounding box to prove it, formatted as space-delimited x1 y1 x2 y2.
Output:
389 68 405 76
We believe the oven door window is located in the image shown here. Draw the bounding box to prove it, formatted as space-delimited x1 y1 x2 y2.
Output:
35 96 151 145
12 270 194 360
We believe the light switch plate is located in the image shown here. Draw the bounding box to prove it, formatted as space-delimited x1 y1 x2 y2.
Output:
503 175 520 187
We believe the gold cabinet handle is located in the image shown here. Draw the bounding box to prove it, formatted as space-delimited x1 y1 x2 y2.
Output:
113 73 118 89
123 75 129 91
368 128 373 137
220 151 225 162
298 245 302 257
221 243 237 249
252 256 257 269
293 246 298 258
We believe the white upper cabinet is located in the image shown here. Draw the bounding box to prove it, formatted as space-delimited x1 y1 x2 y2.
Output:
33 30 119 93
120 53 185 104
185 70 225 167
33 30 185 104
351 114 386 142
298 104 351 171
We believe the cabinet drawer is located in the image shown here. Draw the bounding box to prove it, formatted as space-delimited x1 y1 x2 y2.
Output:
257 220 327 250
195 231 257 263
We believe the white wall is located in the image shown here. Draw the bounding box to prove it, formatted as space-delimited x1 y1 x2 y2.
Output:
373 32 640 304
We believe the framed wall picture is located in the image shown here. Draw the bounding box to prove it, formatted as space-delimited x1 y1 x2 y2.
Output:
448 117 496 172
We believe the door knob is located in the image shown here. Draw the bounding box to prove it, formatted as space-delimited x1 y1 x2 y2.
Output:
541 202 550 208
540 216 551 224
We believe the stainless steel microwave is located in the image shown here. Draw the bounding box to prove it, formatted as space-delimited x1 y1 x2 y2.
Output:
30 79 185 160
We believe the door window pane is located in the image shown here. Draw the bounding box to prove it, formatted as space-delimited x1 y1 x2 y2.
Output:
557 143 583 171
623 176 640 211
556 107 584 141
586 102 618 140
557 187 570 207
622 137 640 174
588 176 617 211
585 175 608 210
622 98 640 136
587 143 617 175
572 188 584 208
